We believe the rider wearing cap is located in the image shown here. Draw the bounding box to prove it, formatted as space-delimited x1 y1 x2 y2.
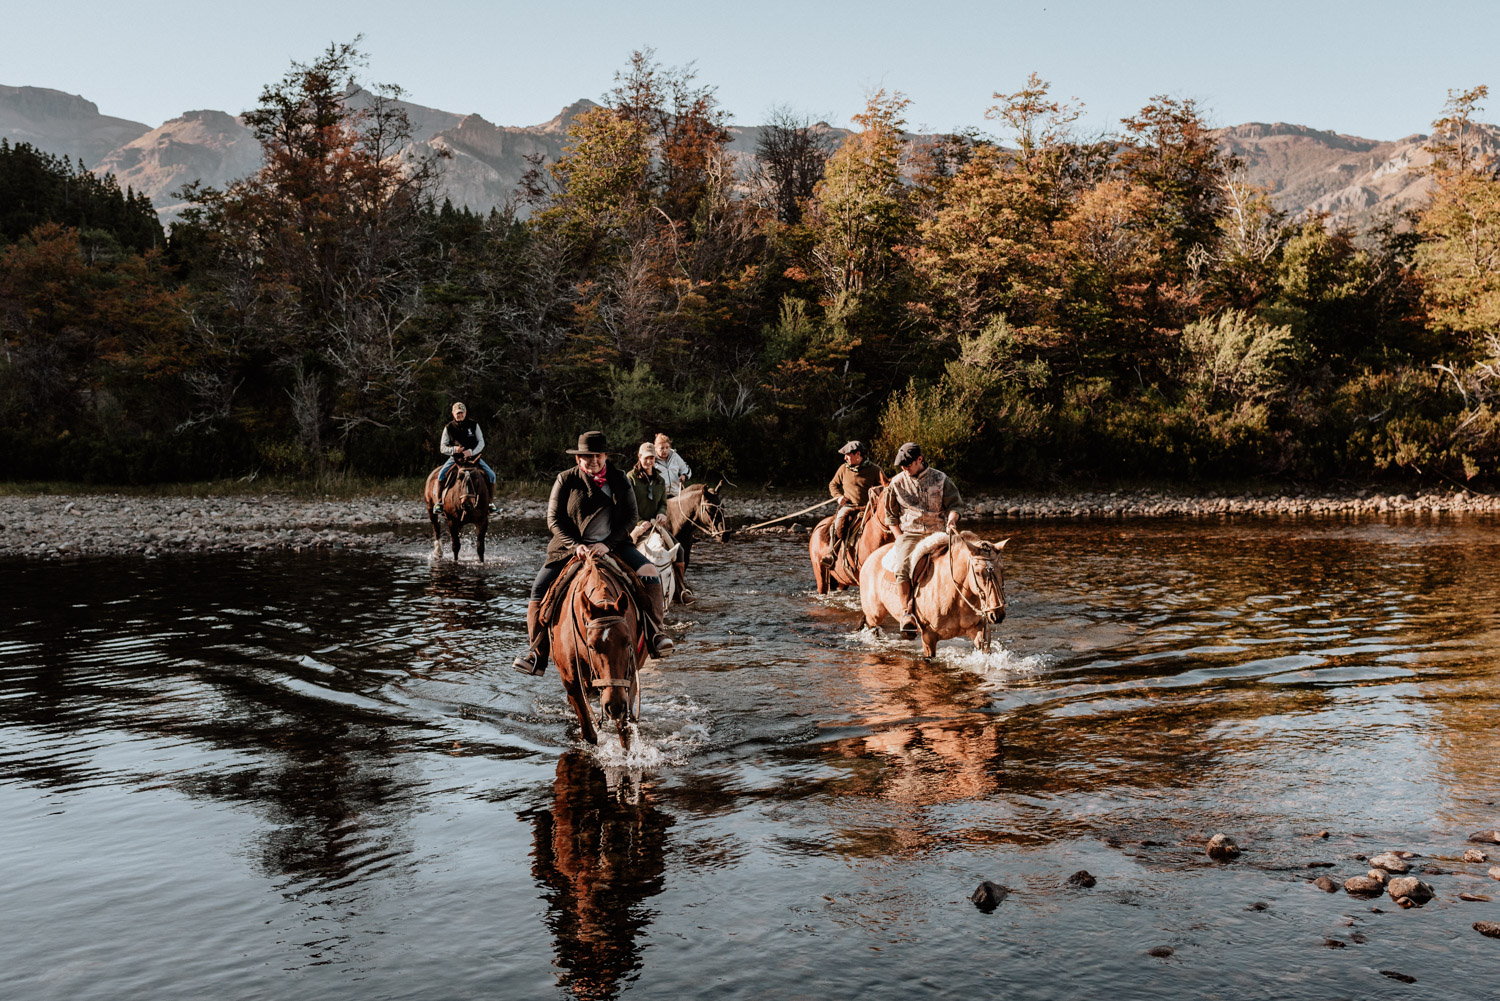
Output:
881 442 963 636
513 431 674 676
627 442 670 540
820 440 882 569
434 402 496 514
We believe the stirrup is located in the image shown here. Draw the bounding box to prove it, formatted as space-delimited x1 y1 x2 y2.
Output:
512 649 545 676
677 588 695 605
650 634 675 657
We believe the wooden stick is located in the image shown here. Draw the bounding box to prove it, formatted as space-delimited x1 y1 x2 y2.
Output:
739 498 836 532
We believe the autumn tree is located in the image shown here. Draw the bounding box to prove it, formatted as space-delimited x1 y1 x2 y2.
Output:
753 107 833 225
1119 96 1235 265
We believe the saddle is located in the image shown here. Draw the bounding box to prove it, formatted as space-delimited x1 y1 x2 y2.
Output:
881 532 950 588
539 553 651 639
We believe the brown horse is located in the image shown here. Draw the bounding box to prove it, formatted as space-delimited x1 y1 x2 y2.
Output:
550 552 645 747
663 482 726 601
808 481 893 594
860 531 1008 656
423 459 492 562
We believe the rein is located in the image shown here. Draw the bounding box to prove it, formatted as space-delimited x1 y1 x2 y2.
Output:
946 535 1003 619
567 565 640 691
671 491 725 542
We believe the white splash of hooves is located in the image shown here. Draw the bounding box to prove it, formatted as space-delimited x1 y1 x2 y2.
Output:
937 642 1049 676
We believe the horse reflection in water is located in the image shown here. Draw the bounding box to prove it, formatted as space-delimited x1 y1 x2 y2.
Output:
525 752 672 1000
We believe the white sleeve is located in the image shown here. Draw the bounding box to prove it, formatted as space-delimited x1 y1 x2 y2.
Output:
440 426 456 456
472 424 485 457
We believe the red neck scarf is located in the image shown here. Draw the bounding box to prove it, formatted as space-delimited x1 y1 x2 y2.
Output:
591 468 608 488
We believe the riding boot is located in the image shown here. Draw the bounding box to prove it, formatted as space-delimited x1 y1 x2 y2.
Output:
897 579 920 637
512 600 549 676
673 561 694 603
642 577 675 657
820 540 839 570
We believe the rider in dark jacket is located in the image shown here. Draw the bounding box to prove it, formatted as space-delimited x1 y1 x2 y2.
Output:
821 440 882 568
513 431 675 676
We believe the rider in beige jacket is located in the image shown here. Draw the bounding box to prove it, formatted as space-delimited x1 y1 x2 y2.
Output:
881 442 962 635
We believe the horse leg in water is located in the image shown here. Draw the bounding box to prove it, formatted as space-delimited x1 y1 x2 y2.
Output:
448 513 462 561
429 508 444 558
475 520 486 563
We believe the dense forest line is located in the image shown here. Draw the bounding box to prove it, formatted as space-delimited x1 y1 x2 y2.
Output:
3 43 1499 488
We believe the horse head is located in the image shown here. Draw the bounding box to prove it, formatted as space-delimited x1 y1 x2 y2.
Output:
954 533 1007 625
577 556 639 722
452 462 486 517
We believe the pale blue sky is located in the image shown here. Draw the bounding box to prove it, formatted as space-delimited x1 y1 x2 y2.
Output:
7 0 1493 140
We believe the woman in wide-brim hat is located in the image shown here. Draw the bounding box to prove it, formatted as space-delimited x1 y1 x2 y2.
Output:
513 431 675 676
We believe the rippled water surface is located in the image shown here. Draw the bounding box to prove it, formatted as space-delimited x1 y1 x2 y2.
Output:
4 517 1500 1000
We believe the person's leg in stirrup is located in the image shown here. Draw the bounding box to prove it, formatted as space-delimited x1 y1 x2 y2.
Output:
514 565 558 676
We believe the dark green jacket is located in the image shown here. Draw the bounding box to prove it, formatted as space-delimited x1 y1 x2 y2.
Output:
627 468 669 522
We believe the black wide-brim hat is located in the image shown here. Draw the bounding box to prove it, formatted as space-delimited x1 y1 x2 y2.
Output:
566 430 611 455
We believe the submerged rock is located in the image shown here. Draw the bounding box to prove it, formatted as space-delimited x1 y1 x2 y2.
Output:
1475 921 1500 938
1381 971 1417 984
1387 877 1434 906
1344 875 1384 896
1066 870 1096 888
1459 893 1492 902
1490 866 1500 882
1469 830 1500 845
970 880 1008 911
1313 876 1338 892
1369 852 1411 873
1206 833 1241 861
1367 869 1389 885
1147 946 1174 958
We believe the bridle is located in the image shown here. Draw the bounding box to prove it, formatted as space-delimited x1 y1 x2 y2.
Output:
671 490 725 542
947 534 1005 623
569 559 642 693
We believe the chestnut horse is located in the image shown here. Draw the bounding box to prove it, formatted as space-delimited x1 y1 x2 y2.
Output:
423 458 491 562
860 531 1008 656
808 482 893 594
550 552 645 747
663 482 726 600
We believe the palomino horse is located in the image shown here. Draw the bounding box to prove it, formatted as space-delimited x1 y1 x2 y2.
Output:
860 531 1008 657
663 482 726 601
808 482 893 593
549 552 645 747
423 458 492 562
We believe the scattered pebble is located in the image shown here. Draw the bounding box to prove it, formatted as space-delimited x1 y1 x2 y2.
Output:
1323 938 1347 949
1246 901 1270 911
1370 852 1411 873
1387 877 1435 906
1307 861 1335 868
1464 849 1489 863
1316 829 1331 838
1066 870 1096 888
971 881 1008 911
1313 876 1338 893
1147 946 1174 958
1475 921 1500 939
1206 833 1241 861
1344 876 1384 896
1380 970 1417 984
1459 893 1492 902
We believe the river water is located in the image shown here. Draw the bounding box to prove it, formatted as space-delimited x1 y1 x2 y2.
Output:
3 516 1499 1000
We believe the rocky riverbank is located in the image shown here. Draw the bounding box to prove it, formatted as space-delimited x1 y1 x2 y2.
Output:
1 486 1498 559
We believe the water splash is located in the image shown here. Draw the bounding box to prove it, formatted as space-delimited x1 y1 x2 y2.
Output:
842 625 1049 678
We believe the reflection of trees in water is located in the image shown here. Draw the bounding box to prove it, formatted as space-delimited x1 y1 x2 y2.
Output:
415 561 497 672
524 752 672 1001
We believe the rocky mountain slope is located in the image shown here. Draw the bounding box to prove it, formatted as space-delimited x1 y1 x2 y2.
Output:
7 82 1494 229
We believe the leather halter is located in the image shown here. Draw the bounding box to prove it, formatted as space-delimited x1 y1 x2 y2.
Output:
671 490 725 541
569 566 640 691
947 536 1005 620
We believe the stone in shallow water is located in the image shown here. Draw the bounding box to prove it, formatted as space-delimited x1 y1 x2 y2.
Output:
1147 946 1174 958
1381 971 1417 984
1490 866 1500 882
1206 833 1241 860
1469 830 1500 845
1463 848 1488 863
1387 877 1434 905
1475 921 1500 939
1460 893 1492 902
1066 870 1096 888
1313 876 1338 892
970 881 1008 911
1323 938 1347 949
1369 852 1411 873
1367 869 1389 884
1344 875 1384 896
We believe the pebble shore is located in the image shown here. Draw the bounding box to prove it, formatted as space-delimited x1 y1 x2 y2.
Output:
1 486 1497 559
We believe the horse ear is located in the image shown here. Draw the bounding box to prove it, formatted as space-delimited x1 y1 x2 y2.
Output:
995 538 1009 550
610 592 629 616
714 479 723 491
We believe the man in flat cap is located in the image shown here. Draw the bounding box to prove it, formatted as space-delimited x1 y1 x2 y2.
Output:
821 440 882 569
881 442 963 635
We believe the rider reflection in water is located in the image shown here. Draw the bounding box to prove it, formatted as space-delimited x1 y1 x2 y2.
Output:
524 752 671 1001
513 431 674 677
